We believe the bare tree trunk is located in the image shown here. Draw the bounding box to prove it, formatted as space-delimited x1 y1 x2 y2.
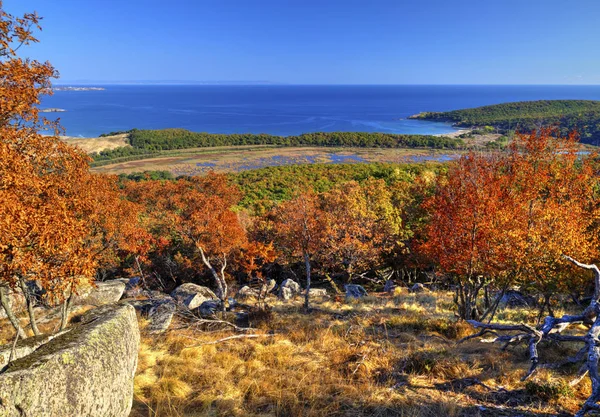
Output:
198 247 228 313
324 273 342 295
19 279 40 336
304 252 311 311
0 286 26 339
60 292 73 330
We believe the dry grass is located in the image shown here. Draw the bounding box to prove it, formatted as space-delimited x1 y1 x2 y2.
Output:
131 290 588 417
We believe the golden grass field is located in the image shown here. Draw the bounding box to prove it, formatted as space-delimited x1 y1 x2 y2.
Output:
131 290 585 417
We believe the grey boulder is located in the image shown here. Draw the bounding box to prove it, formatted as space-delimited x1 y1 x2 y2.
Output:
72 280 126 306
409 283 427 293
146 299 176 334
278 279 302 300
345 284 368 299
195 299 222 317
170 283 217 310
0 303 139 417
236 286 260 299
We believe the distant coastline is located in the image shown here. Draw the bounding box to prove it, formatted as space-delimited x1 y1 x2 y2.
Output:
40 108 66 113
54 86 105 91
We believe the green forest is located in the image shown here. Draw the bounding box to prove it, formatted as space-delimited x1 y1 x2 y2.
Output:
411 99 600 144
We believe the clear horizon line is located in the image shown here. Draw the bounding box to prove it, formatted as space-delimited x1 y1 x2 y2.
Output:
54 82 600 87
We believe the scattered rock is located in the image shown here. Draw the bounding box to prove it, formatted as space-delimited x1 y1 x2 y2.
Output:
345 284 368 299
0 304 139 417
72 280 126 306
266 279 277 293
383 279 397 293
499 290 536 308
278 279 302 300
121 276 143 298
308 288 328 298
170 283 217 310
409 283 427 293
146 299 176 334
195 299 222 317
237 286 260 299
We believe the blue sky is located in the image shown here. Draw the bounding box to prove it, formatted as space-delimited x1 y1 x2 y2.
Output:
3 0 600 84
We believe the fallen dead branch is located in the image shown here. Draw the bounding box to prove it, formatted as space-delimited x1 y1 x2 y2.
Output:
460 255 600 416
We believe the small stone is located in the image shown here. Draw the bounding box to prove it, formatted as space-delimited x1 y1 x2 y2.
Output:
195 299 222 317
344 284 368 299
237 286 260 299
409 283 427 293
308 288 328 298
278 279 301 300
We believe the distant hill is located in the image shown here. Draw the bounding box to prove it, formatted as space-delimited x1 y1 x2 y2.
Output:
409 100 600 145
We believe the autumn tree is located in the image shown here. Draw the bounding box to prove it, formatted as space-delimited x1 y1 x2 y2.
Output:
421 129 598 320
319 179 402 284
271 190 325 310
0 4 142 336
125 174 248 310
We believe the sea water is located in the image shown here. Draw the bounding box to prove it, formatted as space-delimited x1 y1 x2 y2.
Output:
41 84 600 137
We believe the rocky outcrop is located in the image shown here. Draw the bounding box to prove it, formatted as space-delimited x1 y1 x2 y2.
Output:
118 276 143 298
72 280 126 306
265 279 277 293
345 284 368 299
170 283 217 310
278 279 302 300
0 304 139 417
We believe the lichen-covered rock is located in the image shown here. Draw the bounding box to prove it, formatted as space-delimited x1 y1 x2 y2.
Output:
0 304 139 417
72 280 126 306
345 284 368 299
170 283 217 310
409 283 427 293
278 279 301 300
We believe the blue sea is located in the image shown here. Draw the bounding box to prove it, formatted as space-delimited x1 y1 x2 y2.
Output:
41 85 600 137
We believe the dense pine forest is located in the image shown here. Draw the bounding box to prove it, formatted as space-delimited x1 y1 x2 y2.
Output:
411 99 600 144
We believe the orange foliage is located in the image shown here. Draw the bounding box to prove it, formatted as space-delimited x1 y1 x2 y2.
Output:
422 128 599 319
